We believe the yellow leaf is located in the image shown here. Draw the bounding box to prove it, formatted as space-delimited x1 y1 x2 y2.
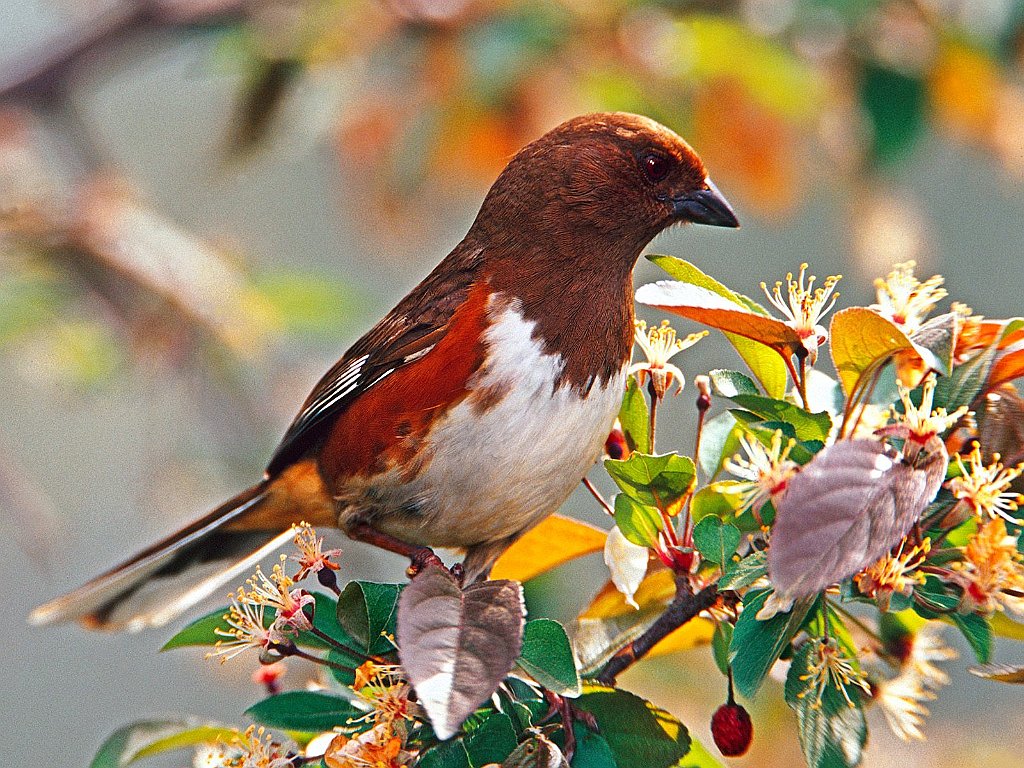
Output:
491 514 606 582
580 567 677 620
648 617 716 658
991 611 1024 642
829 307 928 395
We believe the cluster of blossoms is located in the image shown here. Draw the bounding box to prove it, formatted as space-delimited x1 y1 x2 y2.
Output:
198 524 419 768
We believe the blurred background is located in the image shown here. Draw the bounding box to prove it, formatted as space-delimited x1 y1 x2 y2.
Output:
2 1 1023 766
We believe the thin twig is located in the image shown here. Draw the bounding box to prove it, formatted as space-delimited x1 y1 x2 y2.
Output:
596 579 719 685
582 476 615 517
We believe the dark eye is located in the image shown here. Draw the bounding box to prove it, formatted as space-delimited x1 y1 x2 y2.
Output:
641 152 673 183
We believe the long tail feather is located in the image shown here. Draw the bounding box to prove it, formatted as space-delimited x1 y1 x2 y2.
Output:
29 482 292 631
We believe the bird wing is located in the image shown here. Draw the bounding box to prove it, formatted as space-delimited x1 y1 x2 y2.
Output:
266 246 484 474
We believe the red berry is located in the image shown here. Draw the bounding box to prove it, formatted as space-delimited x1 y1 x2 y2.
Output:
604 424 629 460
711 702 753 757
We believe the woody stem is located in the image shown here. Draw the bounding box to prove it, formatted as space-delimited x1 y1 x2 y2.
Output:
307 625 378 663
648 384 660 453
595 578 719 685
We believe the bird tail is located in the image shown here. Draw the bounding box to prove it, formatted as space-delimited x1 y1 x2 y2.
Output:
28 466 331 632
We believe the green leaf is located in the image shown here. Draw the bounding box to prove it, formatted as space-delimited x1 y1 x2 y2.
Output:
570 725 617 768
913 576 960 615
730 590 813 699
91 720 236 768
726 394 832 443
690 485 743 525
697 412 742 481
604 452 696 513
465 713 518 767
419 740 472 768
645 255 788 397
720 551 768 591
692 516 741 565
161 605 237 650
910 313 958 377
613 494 664 548
517 619 581 696
337 581 402 654
619 376 650 453
712 622 733 676
575 687 691 768
784 642 867 768
952 612 993 663
161 592 348 652
245 691 362 732
708 369 759 398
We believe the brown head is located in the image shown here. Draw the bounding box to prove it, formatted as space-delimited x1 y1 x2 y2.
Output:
464 112 738 392
470 112 738 268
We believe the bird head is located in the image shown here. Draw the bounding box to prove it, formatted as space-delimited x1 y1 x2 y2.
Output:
473 112 737 263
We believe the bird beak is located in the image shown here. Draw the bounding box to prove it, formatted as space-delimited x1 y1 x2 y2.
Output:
672 179 739 228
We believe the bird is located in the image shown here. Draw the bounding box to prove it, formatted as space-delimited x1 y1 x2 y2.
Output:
30 112 738 631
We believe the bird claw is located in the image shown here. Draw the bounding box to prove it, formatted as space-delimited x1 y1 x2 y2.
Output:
406 547 445 579
541 690 598 761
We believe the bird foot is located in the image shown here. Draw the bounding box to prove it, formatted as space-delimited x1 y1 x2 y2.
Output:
406 547 445 579
541 690 598 761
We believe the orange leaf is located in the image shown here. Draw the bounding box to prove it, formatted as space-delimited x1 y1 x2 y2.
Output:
636 282 801 349
491 514 606 582
649 618 716 658
988 340 1024 390
580 567 676 620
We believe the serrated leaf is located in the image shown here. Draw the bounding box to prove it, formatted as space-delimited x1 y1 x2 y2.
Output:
570 726 616 768
784 643 867 768
709 369 759 397
620 376 650 453
643 256 788 397
491 515 607 583
697 412 742 481
613 494 664 548
246 691 361 732
691 484 744 526
419 739 472 768
968 662 1024 683
397 566 525 739
605 452 696 514
336 581 401 654
575 687 691 768
91 720 236 768
769 439 947 600
951 612 993 663
465 713 518 767
727 394 833 443
692 516 741 565
720 551 768 590
730 589 813 699
517 619 581 696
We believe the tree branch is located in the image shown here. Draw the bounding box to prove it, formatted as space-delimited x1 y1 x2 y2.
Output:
595 578 719 686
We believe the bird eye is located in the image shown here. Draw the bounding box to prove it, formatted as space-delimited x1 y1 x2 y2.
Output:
641 152 673 183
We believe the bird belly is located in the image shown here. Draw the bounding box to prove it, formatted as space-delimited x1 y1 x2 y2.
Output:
344 301 626 548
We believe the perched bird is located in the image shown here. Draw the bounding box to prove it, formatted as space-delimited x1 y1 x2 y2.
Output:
31 112 738 631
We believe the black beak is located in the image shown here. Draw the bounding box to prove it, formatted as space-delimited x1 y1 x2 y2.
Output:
672 179 739 228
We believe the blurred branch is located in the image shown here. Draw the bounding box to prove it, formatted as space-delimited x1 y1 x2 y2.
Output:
0 0 245 103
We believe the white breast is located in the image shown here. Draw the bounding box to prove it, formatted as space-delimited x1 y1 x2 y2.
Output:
381 298 625 547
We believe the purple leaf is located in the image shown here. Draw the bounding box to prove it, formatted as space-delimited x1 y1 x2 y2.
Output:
768 438 946 600
397 567 525 740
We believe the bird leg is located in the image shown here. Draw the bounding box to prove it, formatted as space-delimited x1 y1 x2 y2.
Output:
541 689 598 761
345 522 460 582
